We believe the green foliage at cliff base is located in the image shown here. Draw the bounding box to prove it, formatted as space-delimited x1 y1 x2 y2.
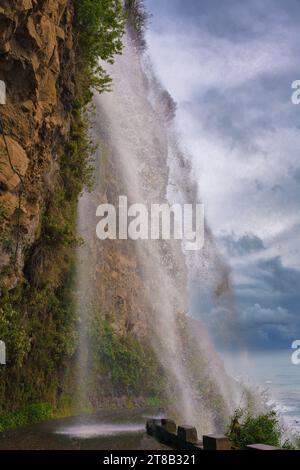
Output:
86 312 165 401
0 266 77 410
0 403 53 432
226 408 296 449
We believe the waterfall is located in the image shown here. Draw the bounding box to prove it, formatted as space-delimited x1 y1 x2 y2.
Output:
75 32 241 433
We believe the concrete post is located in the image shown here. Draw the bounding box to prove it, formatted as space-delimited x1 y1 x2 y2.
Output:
161 418 177 433
203 435 231 450
177 425 198 444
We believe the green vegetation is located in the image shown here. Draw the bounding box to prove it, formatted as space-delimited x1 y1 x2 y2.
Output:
0 199 12 249
145 396 163 408
226 408 295 449
0 302 31 368
0 265 77 410
74 0 124 97
0 230 12 251
0 403 53 432
88 312 164 398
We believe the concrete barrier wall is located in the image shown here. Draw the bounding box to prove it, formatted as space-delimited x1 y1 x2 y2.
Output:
146 419 282 451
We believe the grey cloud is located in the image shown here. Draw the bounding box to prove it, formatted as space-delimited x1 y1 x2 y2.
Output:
219 232 265 257
147 0 300 43
293 168 300 183
257 256 300 294
202 254 300 349
204 301 299 350
240 303 291 326
146 0 300 350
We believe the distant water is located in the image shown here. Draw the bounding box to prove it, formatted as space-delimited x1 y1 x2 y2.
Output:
223 349 300 435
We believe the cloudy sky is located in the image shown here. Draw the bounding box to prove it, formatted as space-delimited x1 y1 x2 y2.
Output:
145 0 300 349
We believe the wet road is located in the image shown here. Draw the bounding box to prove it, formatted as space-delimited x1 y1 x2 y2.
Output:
0 408 167 450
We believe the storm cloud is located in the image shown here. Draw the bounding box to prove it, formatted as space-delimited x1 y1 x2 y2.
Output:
146 0 300 349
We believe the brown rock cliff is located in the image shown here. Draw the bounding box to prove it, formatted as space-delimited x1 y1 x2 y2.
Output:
0 0 75 289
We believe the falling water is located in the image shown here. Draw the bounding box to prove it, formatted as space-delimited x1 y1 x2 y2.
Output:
75 31 242 433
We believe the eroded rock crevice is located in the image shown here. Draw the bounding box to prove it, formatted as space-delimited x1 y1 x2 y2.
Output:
0 0 75 289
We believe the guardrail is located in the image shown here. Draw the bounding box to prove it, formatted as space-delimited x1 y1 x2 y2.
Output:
146 418 282 451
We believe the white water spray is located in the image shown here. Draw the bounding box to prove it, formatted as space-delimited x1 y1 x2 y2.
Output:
75 32 241 433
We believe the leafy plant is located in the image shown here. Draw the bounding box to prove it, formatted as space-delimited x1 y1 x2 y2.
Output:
88 311 164 397
293 436 300 450
74 0 125 94
226 408 293 449
0 230 12 251
0 303 31 368
0 402 53 432
145 396 162 408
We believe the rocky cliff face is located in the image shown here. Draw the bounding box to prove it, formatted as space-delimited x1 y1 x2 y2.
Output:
0 1 162 414
0 0 81 414
0 0 75 289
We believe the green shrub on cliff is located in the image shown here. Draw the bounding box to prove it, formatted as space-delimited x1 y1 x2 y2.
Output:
74 0 124 93
0 403 53 432
88 312 164 398
226 408 294 449
0 266 77 410
0 303 31 368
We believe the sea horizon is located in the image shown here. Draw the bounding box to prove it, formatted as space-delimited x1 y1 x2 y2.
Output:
222 349 300 435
